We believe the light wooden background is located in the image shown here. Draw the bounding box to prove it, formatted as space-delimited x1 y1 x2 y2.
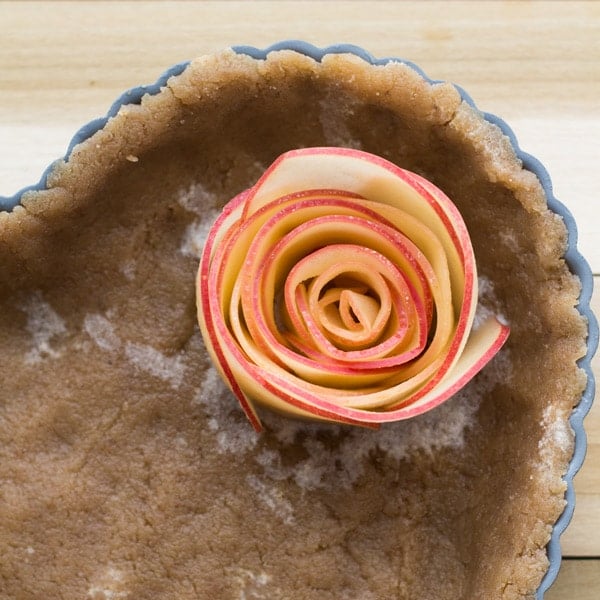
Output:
0 1 598 597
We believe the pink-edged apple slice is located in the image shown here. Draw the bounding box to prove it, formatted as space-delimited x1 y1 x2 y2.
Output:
196 147 509 431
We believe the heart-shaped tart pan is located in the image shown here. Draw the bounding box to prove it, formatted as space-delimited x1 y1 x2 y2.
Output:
0 42 596 600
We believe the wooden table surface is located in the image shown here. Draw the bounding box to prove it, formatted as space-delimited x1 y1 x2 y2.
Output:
0 1 598 597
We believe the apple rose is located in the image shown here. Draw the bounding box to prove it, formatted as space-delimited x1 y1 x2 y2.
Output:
196 147 509 431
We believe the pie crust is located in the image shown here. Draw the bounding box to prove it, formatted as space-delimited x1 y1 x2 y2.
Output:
0 48 588 599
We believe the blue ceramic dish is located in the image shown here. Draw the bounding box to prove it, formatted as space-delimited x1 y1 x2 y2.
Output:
1 41 596 598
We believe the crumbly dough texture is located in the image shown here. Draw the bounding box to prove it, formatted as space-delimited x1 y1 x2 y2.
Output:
0 49 588 599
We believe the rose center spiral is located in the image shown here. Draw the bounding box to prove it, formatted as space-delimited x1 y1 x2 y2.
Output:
284 244 405 353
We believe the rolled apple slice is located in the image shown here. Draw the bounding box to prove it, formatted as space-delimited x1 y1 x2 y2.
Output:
196 147 509 431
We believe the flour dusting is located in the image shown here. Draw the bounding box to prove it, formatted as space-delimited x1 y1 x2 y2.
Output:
538 405 572 487
193 367 259 455
20 292 67 364
254 340 513 491
258 385 481 491
84 314 121 352
180 216 218 259
246 474 295 525
87 567 129 600
233 569 272 600
120 260 136 282
474 275 508 329
83 313 187 388
177 181 220 258
124 342 186 389
177 181 217 215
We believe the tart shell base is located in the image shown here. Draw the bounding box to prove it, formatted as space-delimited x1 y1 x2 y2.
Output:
0 49 587 599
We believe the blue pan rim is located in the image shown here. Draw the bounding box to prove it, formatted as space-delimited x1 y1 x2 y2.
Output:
1 40 596 598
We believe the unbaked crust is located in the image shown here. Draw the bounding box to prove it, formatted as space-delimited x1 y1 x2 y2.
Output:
0 49 588 599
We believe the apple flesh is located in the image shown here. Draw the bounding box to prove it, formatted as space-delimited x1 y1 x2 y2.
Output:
196 147 509 431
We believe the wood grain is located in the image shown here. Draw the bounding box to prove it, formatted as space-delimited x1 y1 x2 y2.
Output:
546 560 600 600
0 1 598 596
562 286 600 557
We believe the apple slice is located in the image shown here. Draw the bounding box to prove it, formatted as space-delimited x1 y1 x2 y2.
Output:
196 147 509 431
